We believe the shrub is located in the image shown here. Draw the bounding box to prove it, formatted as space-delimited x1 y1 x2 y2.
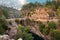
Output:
15 25 33 40
50 29 60 40
14 30 22 40
0 25 5 35
39 21 56 35
42 27 50 35
15 18 20 24
9 20 12 25
23 32 33 40
39 22 45 33
42 21 56 35
0 19 8 35
47 21 56 30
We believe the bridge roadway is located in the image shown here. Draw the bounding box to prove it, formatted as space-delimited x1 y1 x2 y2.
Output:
6 18 27 21
6 18 58 24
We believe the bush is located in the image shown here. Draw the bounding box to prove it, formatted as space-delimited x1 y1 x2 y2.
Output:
18 25 29 32
14 25 23 40
48 12 55 19
39 21 56 35
15 25 33 40
23 32 33 40
43 21 56 35
50 29 60 40
42 27 50 35
39 22 45 33
0 26 5 35
15 18 20 24
0 19 8 35
47 21 56 30
9 20 12 25
14 30 22 40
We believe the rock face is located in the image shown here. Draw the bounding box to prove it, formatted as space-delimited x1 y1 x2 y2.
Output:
8 21 18 39
0 5 20 19
29 8 49 21
18 38 23 40
0 35 11 40
21 7 57 22
29 8 56 21
5 20 18 39
0 35 23 40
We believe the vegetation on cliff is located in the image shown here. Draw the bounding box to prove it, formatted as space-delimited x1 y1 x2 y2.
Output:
0 0 60 40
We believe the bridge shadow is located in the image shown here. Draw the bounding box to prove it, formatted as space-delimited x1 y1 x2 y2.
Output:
28 31 44 40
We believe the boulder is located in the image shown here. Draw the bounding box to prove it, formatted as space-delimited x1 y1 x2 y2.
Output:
18 38 23 40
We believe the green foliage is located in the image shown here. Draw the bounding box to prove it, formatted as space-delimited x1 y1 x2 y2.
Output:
0 9 4 18
58 19 60 26
22 2 41 10
48 12 55 19
39 22 50 35
15 18 20 24
43 21 56 35
20 2 42 17
15 25 33 40
26 18 32 25
57 6 60 19
38 22 50 35
14 29 22 40
0 19 8 35
2 9 9 18
39 22 45 33
47 21 56 30
0 25 5 35
23 32 33 40
39 21 56 35
50 29 60 40
21 2 35 12
18 25 29 32
20 0 60 18
0 7 10 19
42 27 50 35
45 0 56 9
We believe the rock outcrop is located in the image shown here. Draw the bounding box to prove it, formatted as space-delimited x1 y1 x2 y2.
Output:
0 35 14 40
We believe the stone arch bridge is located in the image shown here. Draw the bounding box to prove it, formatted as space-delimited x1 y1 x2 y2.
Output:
6 18 58 40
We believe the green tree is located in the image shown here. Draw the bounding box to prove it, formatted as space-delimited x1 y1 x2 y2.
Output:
15 18 20 24
45 0 57 10
15 25 33 40
44 21 56 35
50 29 60 40
23 32 33 40
39 22 45 33
0 19 8 35
48 12 55 19
57 6 60 19
42 27 50 35
42 21 56 35
0 25 5 35
14 29 22 40
2 9 9 18
47 21 56 30
20 2 42 18
0 7 9 19
0 9 5 19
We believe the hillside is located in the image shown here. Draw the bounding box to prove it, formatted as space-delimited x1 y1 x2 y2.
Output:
0 5 20 19
19 1 60 40
27 8 57 21
0 0 60 40
20 6 57 21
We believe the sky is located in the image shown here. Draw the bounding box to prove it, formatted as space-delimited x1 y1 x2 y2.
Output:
0 0 47 10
